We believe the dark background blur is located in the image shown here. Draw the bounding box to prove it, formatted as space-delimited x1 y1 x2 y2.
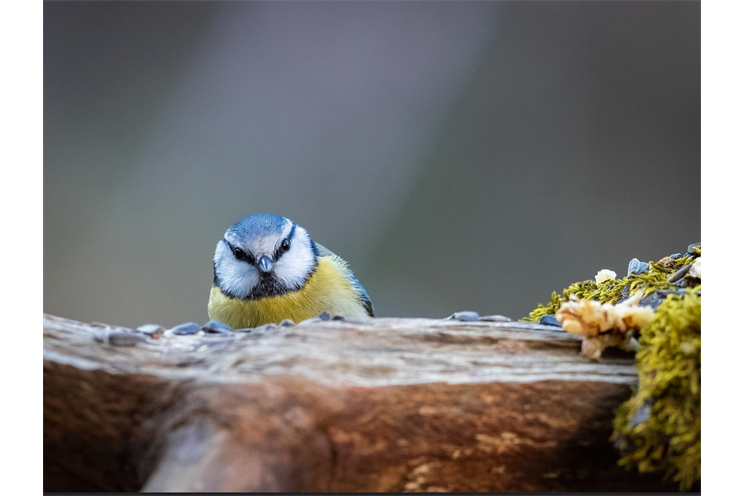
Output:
44 1 700 328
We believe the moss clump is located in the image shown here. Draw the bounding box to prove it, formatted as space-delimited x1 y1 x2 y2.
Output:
523 280 599 321
612 288 701 490
523 255 696 322
522 247 701 490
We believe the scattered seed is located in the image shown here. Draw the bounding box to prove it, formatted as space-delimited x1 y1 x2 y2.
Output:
446 311 480 322
627 258 650 277
687 242 701 257
136 324 165 338
539 314 562 328
668 264 691 283
202 320 232 334
170 322 201 335
630 402 652 428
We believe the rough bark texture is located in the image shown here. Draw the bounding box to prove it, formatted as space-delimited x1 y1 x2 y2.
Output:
43 314 674 492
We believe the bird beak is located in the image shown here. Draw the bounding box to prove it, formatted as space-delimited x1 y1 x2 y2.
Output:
258 255 273 274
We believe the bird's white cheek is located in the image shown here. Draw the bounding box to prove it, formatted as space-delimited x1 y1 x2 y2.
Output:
219 260 259 298
274 250 315 289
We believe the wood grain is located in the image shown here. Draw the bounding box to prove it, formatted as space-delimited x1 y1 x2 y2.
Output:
43 314 673 492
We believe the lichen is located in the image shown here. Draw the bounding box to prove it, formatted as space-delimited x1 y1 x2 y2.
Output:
555 291 655 359
595 268 618 284
523 254 697 323
612 288 701 490
522 246 701 490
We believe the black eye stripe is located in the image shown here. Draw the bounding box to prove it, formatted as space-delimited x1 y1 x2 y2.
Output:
222 238 255 264
274 223 297 261
222 225 296 265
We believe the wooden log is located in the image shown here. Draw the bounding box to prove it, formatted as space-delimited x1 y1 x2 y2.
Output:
43 313 674 492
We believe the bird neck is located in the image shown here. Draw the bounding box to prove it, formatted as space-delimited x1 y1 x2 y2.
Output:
209 255 362 328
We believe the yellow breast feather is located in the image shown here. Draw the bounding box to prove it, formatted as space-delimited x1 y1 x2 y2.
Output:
208 255 370 328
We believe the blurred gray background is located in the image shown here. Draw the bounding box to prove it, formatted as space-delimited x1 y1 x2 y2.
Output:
44 1 700 328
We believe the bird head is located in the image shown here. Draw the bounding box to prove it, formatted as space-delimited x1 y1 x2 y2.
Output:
213 214 318 299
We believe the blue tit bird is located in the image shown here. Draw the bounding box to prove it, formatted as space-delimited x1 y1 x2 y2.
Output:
208 214 374 328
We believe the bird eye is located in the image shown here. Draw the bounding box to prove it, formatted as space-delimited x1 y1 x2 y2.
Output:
234 248 247 261
281 239 291 252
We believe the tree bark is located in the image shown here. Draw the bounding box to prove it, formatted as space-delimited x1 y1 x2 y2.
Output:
43 313 673 492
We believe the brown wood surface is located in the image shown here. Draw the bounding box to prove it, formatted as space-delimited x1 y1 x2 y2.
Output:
43 313 673 492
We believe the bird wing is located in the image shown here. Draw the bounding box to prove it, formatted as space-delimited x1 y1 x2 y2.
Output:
315 243 375 317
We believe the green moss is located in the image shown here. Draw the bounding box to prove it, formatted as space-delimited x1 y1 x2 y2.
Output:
523 280 599 321
522 255 696 322
522 248 701 490
612 288 701 490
